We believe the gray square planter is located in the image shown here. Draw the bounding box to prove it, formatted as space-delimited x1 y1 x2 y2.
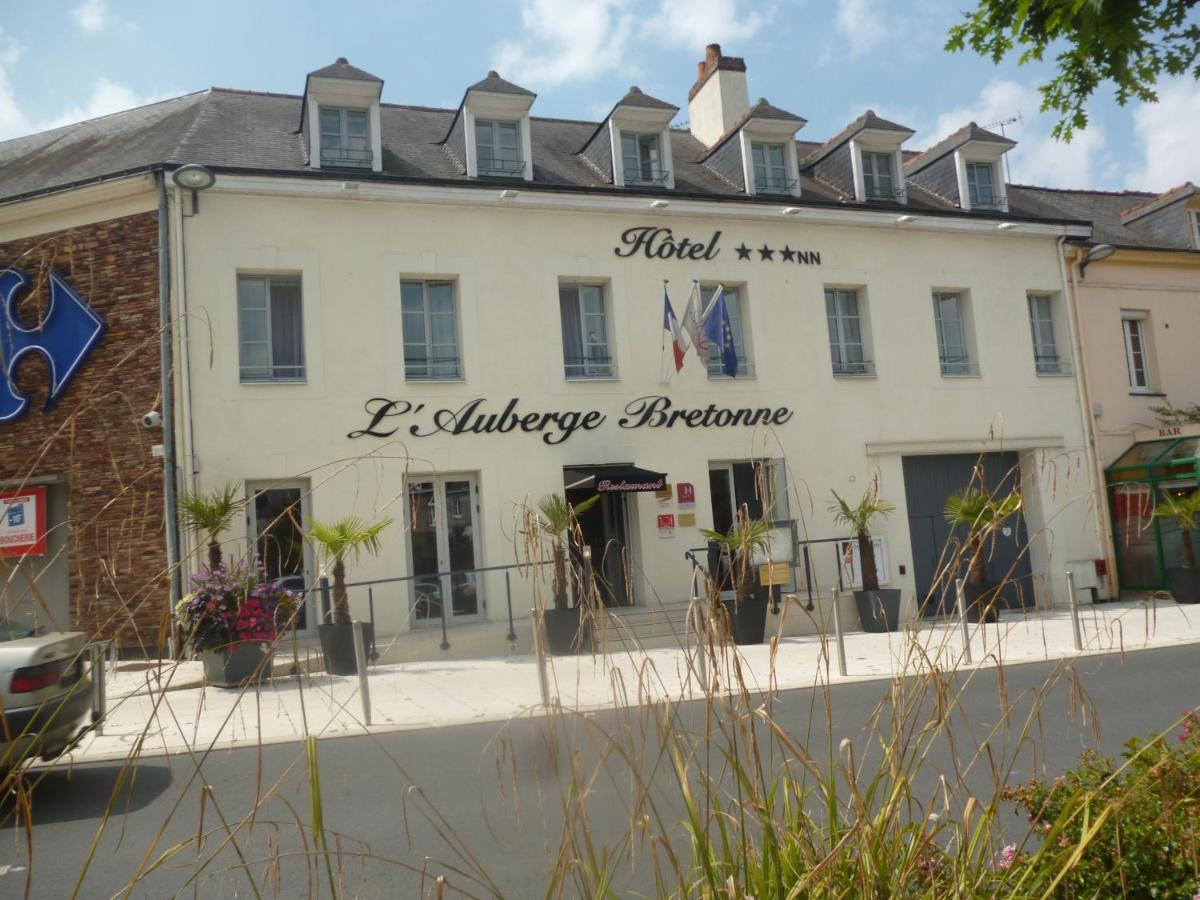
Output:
201 643 273 688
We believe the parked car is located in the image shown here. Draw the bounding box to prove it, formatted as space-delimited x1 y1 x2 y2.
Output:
0 624 93 767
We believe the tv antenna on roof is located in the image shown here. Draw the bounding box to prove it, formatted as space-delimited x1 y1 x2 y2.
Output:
983 113 1023 183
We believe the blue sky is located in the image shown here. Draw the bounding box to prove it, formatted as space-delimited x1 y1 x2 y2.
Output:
1 0 1196 192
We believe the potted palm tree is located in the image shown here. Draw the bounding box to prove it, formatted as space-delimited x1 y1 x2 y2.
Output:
943 487 1023 623
701 507 772 644
178 483 240 569
307 515 393 674
829 483 900 632
1152 492 1200 603
536 493 598 654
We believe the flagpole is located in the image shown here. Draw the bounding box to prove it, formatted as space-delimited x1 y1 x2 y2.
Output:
659 278 671 385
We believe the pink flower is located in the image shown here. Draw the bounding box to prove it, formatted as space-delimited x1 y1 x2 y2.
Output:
997 843 1018 870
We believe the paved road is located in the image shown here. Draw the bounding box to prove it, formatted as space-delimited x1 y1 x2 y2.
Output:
3 645 1196 898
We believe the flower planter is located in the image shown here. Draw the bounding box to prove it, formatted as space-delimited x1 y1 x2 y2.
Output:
720 591 768 645
853 588 902 632
543 607 586 655
318 622 374 675
962 581 1001 623
1165 567 1200 603
201 643 273 688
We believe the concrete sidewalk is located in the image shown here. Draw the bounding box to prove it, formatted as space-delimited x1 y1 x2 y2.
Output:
68 597 1198 764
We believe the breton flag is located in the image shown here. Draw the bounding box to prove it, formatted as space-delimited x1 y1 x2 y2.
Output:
661 286 689 375
680 281 712 356
702 285 739 377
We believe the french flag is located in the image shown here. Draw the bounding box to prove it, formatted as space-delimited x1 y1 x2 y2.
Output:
662 287 689 375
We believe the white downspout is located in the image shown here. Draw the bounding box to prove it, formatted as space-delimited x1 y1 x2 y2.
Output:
1060 236 1119 598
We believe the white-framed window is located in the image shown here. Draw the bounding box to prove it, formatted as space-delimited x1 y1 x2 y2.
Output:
401 280 461 380
862 152 897 201
932 291 977 376
1027 293 1066 375
474 119 523 177
620 132 666 185
966 162 1000 209
237 275 304 382
838 536 890 588
825 288 873 375
702 284 751 377
1191 210 1200 248
1122 311 1153 392
318 106 371 169
750 142 791 194
559 283 613 378
708 459 790 533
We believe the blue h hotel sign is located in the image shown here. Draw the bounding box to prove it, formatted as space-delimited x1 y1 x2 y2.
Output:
0 268 106 423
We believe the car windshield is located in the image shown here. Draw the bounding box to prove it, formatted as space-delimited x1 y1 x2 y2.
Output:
0 621 37 642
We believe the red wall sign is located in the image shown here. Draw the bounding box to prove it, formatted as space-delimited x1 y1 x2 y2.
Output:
676 482 695 505
657 514 676 530
0 486 47 557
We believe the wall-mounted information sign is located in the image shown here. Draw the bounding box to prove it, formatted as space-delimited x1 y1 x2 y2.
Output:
0 486 47 557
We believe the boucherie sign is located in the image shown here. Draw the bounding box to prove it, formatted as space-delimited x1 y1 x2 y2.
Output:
349 396 794 446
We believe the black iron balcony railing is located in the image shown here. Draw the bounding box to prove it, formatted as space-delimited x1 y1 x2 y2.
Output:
564 353 615 378
939 355 981 377
477 156 526 178
1034 353 1072 375
969 194 1008 211
320 147 373 169
832 359 876 376
404 354 463 381
707 355 754 378
625 169 671 187
755 175 798 195
864 186 906 202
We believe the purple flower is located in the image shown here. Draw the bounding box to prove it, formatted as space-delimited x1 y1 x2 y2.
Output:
997 843 1017 870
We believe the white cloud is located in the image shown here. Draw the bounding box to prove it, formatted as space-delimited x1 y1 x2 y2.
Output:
492 0 772 88
0 28 30 140
37 78 164 131
835 0 888 60
1125 77 1200 192
648 0 773 49
923 78 1107 189
72 0 109 33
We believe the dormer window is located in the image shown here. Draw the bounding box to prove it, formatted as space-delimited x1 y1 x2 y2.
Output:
475 119 524 177
751 142 792 194
862 151 897 201
319 106 371 169
301 58 384 173
1191 210 1200 248
967 162 1001 210
621 132 667 185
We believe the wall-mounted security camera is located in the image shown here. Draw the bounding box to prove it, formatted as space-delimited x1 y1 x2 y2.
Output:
141 410 162 429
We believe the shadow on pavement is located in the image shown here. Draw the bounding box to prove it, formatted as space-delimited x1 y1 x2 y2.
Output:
4 761 173 825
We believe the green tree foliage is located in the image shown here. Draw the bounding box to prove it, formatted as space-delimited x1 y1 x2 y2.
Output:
947 0 1200 139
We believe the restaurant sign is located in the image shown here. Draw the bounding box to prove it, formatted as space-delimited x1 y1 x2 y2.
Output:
350 395 794 446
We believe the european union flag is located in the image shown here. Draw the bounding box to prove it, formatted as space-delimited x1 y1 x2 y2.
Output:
702 286 738 377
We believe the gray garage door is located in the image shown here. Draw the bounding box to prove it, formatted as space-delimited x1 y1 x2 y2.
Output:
901 452 1034 616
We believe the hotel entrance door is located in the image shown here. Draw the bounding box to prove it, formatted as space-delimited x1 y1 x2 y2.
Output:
566 487 632 607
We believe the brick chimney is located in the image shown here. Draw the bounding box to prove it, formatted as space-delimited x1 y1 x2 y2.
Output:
687 43 749 147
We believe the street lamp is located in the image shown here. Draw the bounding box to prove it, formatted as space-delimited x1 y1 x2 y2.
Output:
1079 243 1116 278
171 164 216 213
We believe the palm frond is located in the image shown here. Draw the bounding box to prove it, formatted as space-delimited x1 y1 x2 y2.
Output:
1152 493 1200 531
536 493 599 538
306 515 394 564
177 483 241 537
828 486 895 537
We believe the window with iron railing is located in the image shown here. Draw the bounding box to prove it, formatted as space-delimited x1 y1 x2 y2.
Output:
560 283 614 378
620 131 668 185
825 288 875 376
401 280 462 380
933 292 978 376
319 106 372 169
702 285 752 377
751 141 794 194
966 161 1005 210
862 151 901 201
475 119 524 177
1028 294 1069 375
238 275 305 382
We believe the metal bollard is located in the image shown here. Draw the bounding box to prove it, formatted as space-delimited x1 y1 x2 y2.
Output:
89 641 108 733
532 607 552 708
831 588 848 677
1065 570 1083 651
955 578 973 665
352 621 371 726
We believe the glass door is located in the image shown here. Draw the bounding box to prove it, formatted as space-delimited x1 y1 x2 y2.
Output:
247 482 314 634
406 475 482 624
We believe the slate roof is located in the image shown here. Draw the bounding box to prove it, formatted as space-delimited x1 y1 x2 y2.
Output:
803 110 915 167
1005 185 1174 249
307 58 383 83
467 71 535 97
699 98 807 161
0 86 1090 230
905 121 1016 175
614 86 678 112
1119 181 1196 223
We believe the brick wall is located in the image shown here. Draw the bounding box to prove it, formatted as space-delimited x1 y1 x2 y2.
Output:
0 210 167 650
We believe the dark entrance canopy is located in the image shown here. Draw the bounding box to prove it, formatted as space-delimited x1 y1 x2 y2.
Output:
1104 434 1200 589
563 465 667 493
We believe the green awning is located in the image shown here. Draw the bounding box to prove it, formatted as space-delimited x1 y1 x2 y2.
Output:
1106 436 1200 482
